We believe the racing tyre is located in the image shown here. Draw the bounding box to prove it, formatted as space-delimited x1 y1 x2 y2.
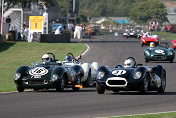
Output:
56 77 65 92
82 70 92 87
170 60 173 63
140 75 148 94
16 85 24 92
145 58 149 63
157 71 166 93
72 76 81 92
141 43 144 47
96 82 105 94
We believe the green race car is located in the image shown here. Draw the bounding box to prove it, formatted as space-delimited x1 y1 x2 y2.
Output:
144 42 175 63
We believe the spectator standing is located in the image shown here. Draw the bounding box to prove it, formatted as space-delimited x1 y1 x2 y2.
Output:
55 25 63 35
14 27 18 41
6 16 11 32
74 25 82 39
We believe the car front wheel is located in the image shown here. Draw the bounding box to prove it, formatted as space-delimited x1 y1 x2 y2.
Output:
140 75 148 94
16 85 24 92
56 77 65 92
96 82 105 94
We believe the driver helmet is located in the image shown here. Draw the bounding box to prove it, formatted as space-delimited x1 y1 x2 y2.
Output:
150 42 155 48
64 55 72 61
124 59 134 68
42 54 51 62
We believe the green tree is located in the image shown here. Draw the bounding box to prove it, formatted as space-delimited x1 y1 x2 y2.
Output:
4 0 55 11
129 0 168 24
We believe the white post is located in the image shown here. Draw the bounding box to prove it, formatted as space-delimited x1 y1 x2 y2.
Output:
1 0 4 34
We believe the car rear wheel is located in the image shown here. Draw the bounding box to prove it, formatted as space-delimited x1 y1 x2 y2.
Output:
157 71 166 93
96 82 105 94
16 85 24 92
140 75 148 94
56 77 65 92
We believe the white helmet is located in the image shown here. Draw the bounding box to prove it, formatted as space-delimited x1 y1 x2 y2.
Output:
42 54 51 62
124 59 134 68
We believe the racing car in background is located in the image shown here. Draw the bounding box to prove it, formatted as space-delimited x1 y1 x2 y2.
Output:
172 39 176 50
14 53 84 92
144 42 175 63
141 32 159 47
62 53 100 87
96 57 166 94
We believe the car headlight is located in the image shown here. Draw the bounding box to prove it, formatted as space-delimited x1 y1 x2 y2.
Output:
52 74 59 81
145 50 150 56
168 51 173 55
134 71 142 79
97 71 105 80
14 73 21 80
174 43 176 45
156 39 159 42
142 39 145 41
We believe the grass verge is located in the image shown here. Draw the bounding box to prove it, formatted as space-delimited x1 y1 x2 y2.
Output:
152 31 176 41
0 41 85 92
109 112 176 118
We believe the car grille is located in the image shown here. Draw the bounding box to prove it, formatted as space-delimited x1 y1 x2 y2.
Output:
106 77 127 87
28 80 44 85
107 80 126 85
153 55 165 59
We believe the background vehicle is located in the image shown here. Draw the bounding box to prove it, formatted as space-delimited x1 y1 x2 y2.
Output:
172 40 176 50
96 57 166 94
62 53 100 87
140 33 159 47
14 53 84 92
165 24 171 32
144 42 175 63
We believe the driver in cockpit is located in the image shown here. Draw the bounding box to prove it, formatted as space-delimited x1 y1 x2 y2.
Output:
42 54 51 63
64 55 72 62
124 59 135 68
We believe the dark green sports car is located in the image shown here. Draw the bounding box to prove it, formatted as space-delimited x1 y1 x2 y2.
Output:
144 42 175 63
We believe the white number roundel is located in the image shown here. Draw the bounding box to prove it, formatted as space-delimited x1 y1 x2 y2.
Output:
29 67 48 76
112 70 126 76
155 49 164 53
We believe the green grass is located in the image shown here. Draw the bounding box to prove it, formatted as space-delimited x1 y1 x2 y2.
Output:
109 112 176 118
0 41 85 92
152 31 176 41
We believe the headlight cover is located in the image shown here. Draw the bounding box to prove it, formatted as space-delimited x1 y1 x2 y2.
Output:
97 71 105 80
145 50 150 56
142 39 145 41
168 51 173 55
14 73 21 80
134 71 142 79
52 74 59 81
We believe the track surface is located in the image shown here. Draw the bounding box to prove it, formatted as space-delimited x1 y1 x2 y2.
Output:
1 35 176 118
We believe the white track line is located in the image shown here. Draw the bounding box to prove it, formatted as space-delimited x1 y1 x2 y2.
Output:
76 43 89 58
97 111 176 118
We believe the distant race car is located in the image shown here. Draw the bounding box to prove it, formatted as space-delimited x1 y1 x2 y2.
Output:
144 42 175 63
14 53 84 92
62 53 100 87
141 33 159 47
172 39 176 50
96 57 166 94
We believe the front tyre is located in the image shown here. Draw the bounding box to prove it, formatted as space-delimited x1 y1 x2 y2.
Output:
56 77 65 92
145 58 149 63
157 71 166 93
16 85 24 92
140 75 148 94
96 82 105 94
170 60 173 63
141 42 144 47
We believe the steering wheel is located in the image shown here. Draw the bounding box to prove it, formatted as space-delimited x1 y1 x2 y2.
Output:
66 53 81 62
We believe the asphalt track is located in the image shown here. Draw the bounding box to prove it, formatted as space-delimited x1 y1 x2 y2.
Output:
0 34 176 118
